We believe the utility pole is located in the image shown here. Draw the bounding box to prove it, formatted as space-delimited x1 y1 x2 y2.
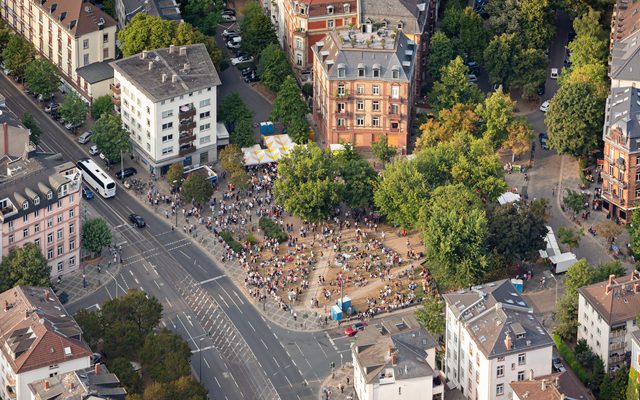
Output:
120 149 124 180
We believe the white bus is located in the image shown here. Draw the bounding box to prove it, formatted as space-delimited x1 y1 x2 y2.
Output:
76 158 116 198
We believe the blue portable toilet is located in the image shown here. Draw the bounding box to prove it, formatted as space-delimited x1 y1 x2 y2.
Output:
511 279 524 294
331 305 343 321
260 121 274 135
337 296 351 312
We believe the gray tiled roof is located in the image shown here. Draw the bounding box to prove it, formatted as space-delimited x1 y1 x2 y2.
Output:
360 0 427 35
602 87 640 152
444 280 554 358
110 44 221 103
610 29 640 82
122 0 182 23
76 60 114 84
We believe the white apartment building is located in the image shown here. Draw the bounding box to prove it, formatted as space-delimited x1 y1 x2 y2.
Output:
110 44 222 175
443 280 554 400
577 271 640 370
0 286 92 400
0 0 116 100
351 314 444 400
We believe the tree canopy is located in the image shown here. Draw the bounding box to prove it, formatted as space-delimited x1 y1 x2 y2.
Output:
218 93 253 132
166 163 184 187
0 243 51 291
21 112 42 144
240 2 278 57
371 135 397 166
24 58 58 98
270 76 309 143
92 113 129 163
257 43 292 93
475 88 515 149
415 293 445 336
426 32 454 81
92 95 114 119
82 218 112 255
141 329 191 383
440 7 489 62
181 174 213 204
428 56 483 111
2 34 34 79
59 92 87 128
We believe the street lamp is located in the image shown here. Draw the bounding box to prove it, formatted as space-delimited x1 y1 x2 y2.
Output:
548 272 558 307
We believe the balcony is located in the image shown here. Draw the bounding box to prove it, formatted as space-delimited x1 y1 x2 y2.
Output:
336 125 347 131
110 83 120 95
601 172 627 189
389 96 403 103
111 97 121 107
609 353 626 364
610 341 626 351
610 329 626 338
179 134 196 144
180 120 196 130
179 105 196 119
179 145 195 156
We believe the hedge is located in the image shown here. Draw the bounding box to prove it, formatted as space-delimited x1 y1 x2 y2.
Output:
246 233 258 245
220 231 243 253
553 333 590 383
259 217 288 243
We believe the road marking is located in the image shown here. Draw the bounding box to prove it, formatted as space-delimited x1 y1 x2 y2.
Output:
272 357 280 368
247 321 256 332
284 375 293 388
199 275 226 285
161 320 166 327
203 356 210 369
260 339 268 349
165 297 173 308
154 280 160 289
179 250 191 259
232 290 245 305
184 312 194 327
104 285 113 300
176 314 197 349
134 278 139 284
214 377 221 388
85 304 101 310
218 294 230 308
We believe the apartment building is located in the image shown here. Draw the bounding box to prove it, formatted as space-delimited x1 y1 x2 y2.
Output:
28 363 126 400
577 272 640 370
0 0 117 100
351 314 444 400
443 280 554 400
0 286 92 400
110 44 222 175
510 372 593 400
114 0 181 29
312 28 415 150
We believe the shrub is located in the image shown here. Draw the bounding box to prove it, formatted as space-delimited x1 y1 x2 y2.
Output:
245 233 258 245
219 231 243 253
259 217 288 243
553 333 590 383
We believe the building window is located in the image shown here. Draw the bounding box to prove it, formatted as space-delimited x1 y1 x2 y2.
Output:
34 197 40 206
392 86 400 99
296 53 303 66
47 233 53 244
357 101 364 111
337 103 345 113
83 39 89 49
373 67 380 78
338 66 345 78
69 239 75 250
35 238 40 247
344 3 350 12
327 5 334 14
57 244 63 256
517 371 525 381
200 123 211 132
295 37 303 50
372 85 380 95
57 261 63 272
372 101 379 111
8 234 14 244
83 54 89 66
199 99 211 107
69 194 74 204
200 136 211 144
162 122 173 130
162 134 173 142
200 111 210 119
147 143 151 151
34 223 40 233
496 365 504 377
517 353 526 365
372 117 379 127
22 214 28 223
69 223 75 234
47 249 54 259
337 85 345 96
47 218 53 228
392 68 400 79
356 85 364 94
162 110 173 119
356 115 364 126
337 118 345 126
22 228 29 238
328 19 334 28
57 229 63 240
57 214 63 224
636 189 640 198
496 384 504 396
69 208 75 218
69 256 76 266
162 147 173 155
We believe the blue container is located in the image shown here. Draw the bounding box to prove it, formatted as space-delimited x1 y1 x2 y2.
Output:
511 279 524 294
331 305 343 321
337 296 351 312
260 121 274 135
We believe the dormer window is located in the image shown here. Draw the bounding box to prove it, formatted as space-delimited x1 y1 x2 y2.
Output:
358 66 365 77
337 64 346 78
33 197 40 205
344 3 350 13
397 22 404 30
392 66 400 79
327 5 334 14
47 191 53 200
299 6 305 14
372 65 380 78
22 201 28 210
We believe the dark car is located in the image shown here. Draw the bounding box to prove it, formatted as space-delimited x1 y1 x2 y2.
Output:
116 167 137 180
50 110 61 120
222 8 236 15
536 85 545 96
129 213 146 228
241 67 255 76
82 186 94 200
244 72 258 83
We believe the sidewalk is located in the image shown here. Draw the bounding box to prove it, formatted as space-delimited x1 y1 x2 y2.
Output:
318 364 356 400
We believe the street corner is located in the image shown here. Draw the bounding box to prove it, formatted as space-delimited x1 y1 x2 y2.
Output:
319 363 355 400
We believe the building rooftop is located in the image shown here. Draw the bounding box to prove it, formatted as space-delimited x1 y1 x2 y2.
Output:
579 271 640 325
0 286 92 374
76 60 114 84
122 0 182 24
443 280 554 359
29 363 127 400
360 0 428 35
35 0 116 38
602 87 640 153
632 330 640 347
611 0 640 44
313 28 416 81
111 44 221 103
510 371 594 400
610 29 640 82
0 102 34 158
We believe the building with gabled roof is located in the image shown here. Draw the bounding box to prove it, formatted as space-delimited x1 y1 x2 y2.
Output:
510 371 594 400
114 0 182 29
28 363 126 400
0 286 92 400
443 280 554 400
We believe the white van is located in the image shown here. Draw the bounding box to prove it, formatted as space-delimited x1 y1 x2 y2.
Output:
78 131 93 144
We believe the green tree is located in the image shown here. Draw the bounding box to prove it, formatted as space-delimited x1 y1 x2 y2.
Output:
554 259 591 339
181 0 222 35
557 226 583 251
559 62 608 98
504 119 533 158
476 88 515 149
181 174 213 204
270 76 308 139
141 329 191 383
172 22 222 66
428 56 483 111
257 43 292 93
563 189 587 217
219 144 245 174
591 261 626 283
0 22 12 61
486 0 521 36
218 92 253 131
374 158 430 229
92 113 129 163
24 58 58 98
0 243 51 291
564 259 592 296
511 48 547 98
287 114 310 145
416 104 479 149
143 376 207 400
519 0 555 50
2 35 34 79
423 184 488 288
371 135 397 166
92 95 114 119
441 7 489 62
334 148 378 209
240 2 277 57
415 294 445 336
273 143 342 221
483 33 519 87
601 365 630 400
82 218 112 255
59 92 87 129
166 162 184 187
427 32 454 81
101 289 162 338
109 357 143 394
629 209 640 257
231 118 255 148
594 220 624 245
73 309 103 348
118 14 175 57
21 112 42 144
545 81 605 157
568 35 607 68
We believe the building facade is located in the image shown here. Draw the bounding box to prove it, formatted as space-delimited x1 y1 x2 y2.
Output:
443 280 554 400
577 272 640 370
312 28 415 150
0 0 116 100
110 44 221 175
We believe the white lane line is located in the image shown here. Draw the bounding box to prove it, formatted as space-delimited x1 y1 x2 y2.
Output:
260 339 268 349
214 377 221 388
284 375 293 388
203 356 210 369
247 321 256 332
161 320 166 327
154 280 161 289
218 294 230 308
104 285 113 300
134 278 139 284
272 356 280 368
232 290 245 305
179 250 191 259
165 297 173 308
199 275 226 285
176 314 198 350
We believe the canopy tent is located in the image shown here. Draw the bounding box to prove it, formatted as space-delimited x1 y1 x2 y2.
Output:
242 134 297 166
498 191 521 205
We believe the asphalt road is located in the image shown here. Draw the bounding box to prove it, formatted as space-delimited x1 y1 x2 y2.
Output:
0 74 336 400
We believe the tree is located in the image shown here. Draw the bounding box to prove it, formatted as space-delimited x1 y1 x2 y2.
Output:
568 34 608 68
519 0 555 50
101 289 162 339
73 309 103 348
141 329 191 383
545 82 605 158
181 0 221 35
557 226 582 251
415 294 445 336
334 147 378 209
374 159 430 229
172 22 222 66
601 365 630 400
21 112 42 144
270 76 308 139
511 48 547 98
416 104 479 149
591 261 626 283
554 259 591 339
0 22 12 62
2 35 34 79
92 114 129 163
563 189 587 217
92 95 114 119
219 144 245 174
231 117 255 148
287 114 310 145
0 243 51 291
59 92 87 129
428 56 483 111
629 210 640 257
564 259 593 296
371 135 397 166
109 357 143 394
143 376 207 400
440 7 489 62
82 218 112 255
427 32 454 81
218 93 253 132
504 119 533 158
181 174 213 204
476 88 515 149
423 184 488 288
166 163 184 187
240 2 277 57
486 0 521 36
594 220 624 245
257 43 292 93
118 14 176 57
559 62 608 98
24 58 58 98
483 33 519 87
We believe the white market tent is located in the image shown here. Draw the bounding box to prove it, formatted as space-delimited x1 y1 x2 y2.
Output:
498 191 521 205
242 134 297 166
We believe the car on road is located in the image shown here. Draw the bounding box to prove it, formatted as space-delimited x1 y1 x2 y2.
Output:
221 14 236 22
244 71 258 83
344 322 368 336
241 67 255 76
222 29 238 38
89 145 99 155
222 8 236 15
539 100 550 113
77 131 93 144
537 85 545 96
467 73 478 83
129 213 146 228
115 167 137 180
227 41 241 49
552 357 566 372
65 121 82 131
44 102 58 113
82 186 94 200
539 132 549 150
550 68 559 79
231 55 254 65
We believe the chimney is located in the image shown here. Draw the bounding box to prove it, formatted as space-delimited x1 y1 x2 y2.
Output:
528 369 534 381
141 50 147 59
171 74 177 83
169 44 176 53
68 381 75 390
391 352 397 366
504 333 512 350
95 363 101 376
388 346 394 357
44 290 50 302
554 376 560 387
161 73 167 83
179 46 187 56
183 63 190 72
44 380 50 390
3 122 8 155
148 61 153 71
541 379 548 391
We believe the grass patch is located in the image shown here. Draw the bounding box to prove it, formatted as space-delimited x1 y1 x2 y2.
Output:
553 334 590 383
220 231 243 253
245 233 258 245
259 217 288 243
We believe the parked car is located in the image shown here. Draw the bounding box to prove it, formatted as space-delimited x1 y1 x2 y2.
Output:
537 85 545 96
99 153 117 165
65 121 82 131
227 41 241 49
539 100 550 113
77 131 93 144
244 71 258 83
221 14 236 22
466 61 479 71
116 167 137 180
231 55 254 65
82 186 94 200
241 67 255 76
550 68 559 79
222 29 238 38
44 102 58 113
539 133 549 150
552 357 566 372
467 73 478 83
129 213 146 228
89 145 99 155
222 8 236 15
344 322 368 337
